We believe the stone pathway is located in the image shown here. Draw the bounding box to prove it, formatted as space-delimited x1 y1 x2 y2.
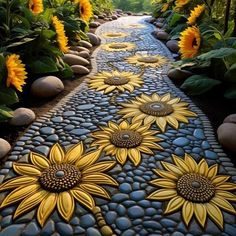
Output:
0 16 236 236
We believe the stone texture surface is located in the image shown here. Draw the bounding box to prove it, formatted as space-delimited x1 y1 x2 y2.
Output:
71 65 90 75
166 40 179 53
9 108 36 126
0 138 11 159
62 54 90 66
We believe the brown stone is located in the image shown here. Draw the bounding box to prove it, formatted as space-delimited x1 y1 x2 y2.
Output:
167 68 192 81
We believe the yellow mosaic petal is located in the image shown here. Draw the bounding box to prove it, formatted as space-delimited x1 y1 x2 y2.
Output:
216 190 236 201
172 154 190 173
165 196 185 214
166 116 179 129
30 152 50 170
154 169 178 181
57 192 75 221
82 161 116 175
161 162 183 176
75 149 102 170
70 187 95 210
117 148 128 165
147 189 177 200
194 203 207 227
120 120 129 129
211 196 236 214
79 183 110 199
198 159 208 176
82 173 118 186
13 163 41 177
184 153 198 172
216 182 236 190
14 190 48 219
207 164 218 179
64 142 84 164
206 202 224 229
150 179 176 188
128 148 141 166
182 201 194 225
49 143 65 164
156 117 167 132
212 176 230 186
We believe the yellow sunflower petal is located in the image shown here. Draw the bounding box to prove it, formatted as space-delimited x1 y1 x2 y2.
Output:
172 154 190 173
161 93 171 102
82 161 116 174
211 196 236 214
153 169 178 181
166 116 179 129
117 148 128 165
64 142 84 164
207 164 218 179
184 153 198 172
182 201 194 226
212 175 230 186
156 117 167 132
128 148 141 166
79 183 110 199
194 203 207 227
147 189 177 200
13 163 41 177
165 196 185 214
14 190 48 219
30 152 50 170
119 120 129 129
206 202 223 229
215 190 236 201
161 161 183 176
0 176 37 192
70 187 95 210
37 193 57 227
76 149 102 170
216 182 236 190
49 143 65 164
150 178 176 188
57 192 74 221
82 173 118 186
198 159 208 177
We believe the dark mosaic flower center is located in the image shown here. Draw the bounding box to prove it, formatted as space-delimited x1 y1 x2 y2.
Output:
137 56 159 63
80 6 84 14
177 173 215 203
104 76 129 85
139 101 174 116
110 130 143 148
39 164 81 192
107 33 122 37
109 43 127 49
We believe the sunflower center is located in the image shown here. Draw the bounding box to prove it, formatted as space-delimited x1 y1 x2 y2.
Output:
109 43 127 49
139 101 174 116
39 164 81 192
137 56 159 63
192 38 198 48
104 76 129 85
80 6 84 14
177 173 215 203
110 130 143 148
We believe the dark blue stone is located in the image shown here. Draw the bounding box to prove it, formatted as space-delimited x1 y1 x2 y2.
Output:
34 146 50 156
119 183 132 193
143 221 162 229
160 219 177 227
56 223 73 236
225 224 236 236
70 217 80 225
174 147 185 156
1 207 14 217
204 150 217 159
41 220 55 236
192 147 202 154
121 229 136 236
51 117 63 123
101 115 113 121
46 134 59 142
146 207 156 216
63 111 75 116
201 141 210 149
116 217 131 230
1 215 12 227
193 129 205 139
0 224 25 236
105 211 117 225
74 226 85 234
130 190 145 201
117 204 126 216
86 227 101 236
173 137 190 147
80 214 95 228
122 200 136 208
127 206 145 218
22 222 40 236
138 200 151 208
77 104 95 110
40 127 55 135
112 193 129 203
70 128 90 136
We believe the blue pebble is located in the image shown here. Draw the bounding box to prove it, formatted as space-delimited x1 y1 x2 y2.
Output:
138 200 151 208
22 222 40 236
193 129 205 139
122 200 136 208
130 190 146 201
1 215 12 227
80 214 95 228
174 147 185 156
120 183 132 193
116 217 131 230
0 224 25 236
173 137 190 147
225 224 236 236
56 223 73 236
108 203 118 210
192 147 202 154
127 206 145 218
160 219 177 227
143 221 162 229
41 220 55 236
112 193 129 203
121 229 136 236
132 182 140 190
74 226 85 234
146 207 157 216
117 205 126 216
204 150 217 159
105 211 117 225
201 141 210 149
86 227 101 236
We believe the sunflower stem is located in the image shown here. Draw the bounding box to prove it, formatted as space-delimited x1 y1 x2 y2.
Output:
6 0 11 37
224 0 231 34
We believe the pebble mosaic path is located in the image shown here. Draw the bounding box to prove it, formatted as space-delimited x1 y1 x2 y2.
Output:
0 16 236 236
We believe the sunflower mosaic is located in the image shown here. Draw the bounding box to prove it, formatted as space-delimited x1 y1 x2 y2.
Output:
147 154 236 229
0 143 118 226
124 23 146 29
119 93 197 132
91 120 163 166
89 70 143 94
126 53 168 68
102 32 129 38
102 42 135 52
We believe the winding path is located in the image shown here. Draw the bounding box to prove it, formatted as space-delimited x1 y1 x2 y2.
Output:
0 16 236 236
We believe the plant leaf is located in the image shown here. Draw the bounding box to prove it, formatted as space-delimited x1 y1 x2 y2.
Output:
0 87 19 105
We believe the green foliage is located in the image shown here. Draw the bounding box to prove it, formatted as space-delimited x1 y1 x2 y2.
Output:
92 0 113 15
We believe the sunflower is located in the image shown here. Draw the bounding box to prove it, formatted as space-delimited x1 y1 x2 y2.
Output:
51 16 69 53
5 54 27 92
124 24 146 29
175 0 190 8
91 120 163 166
161 3 169 12
102 42 135 52
187 5 205 25
126 53 168 68
0 143 117 226
28 0 43 14
76 0 93 22
147 154 236 229
119 93 197 132
102 32 129 38
179 26 201 59
89 70 143 94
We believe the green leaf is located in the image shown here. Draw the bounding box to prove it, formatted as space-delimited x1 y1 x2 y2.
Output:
224 85 236 99
198 48 236 60
59 64 73 79
181 75 222 95
6 37 36 48
0 87 19 105
41 30 56 39
0 105 13 121
30 57 59 74
169 13 186 27
224 63 236 82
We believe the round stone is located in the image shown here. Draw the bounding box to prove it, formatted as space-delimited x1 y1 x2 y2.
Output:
104 76 129 85
140 101 173 116
137 56 159 63
109 43 127 49
177 173 215 203
110 130 143 148
9 108 35 126
39 164 81 192
0 138 11 159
